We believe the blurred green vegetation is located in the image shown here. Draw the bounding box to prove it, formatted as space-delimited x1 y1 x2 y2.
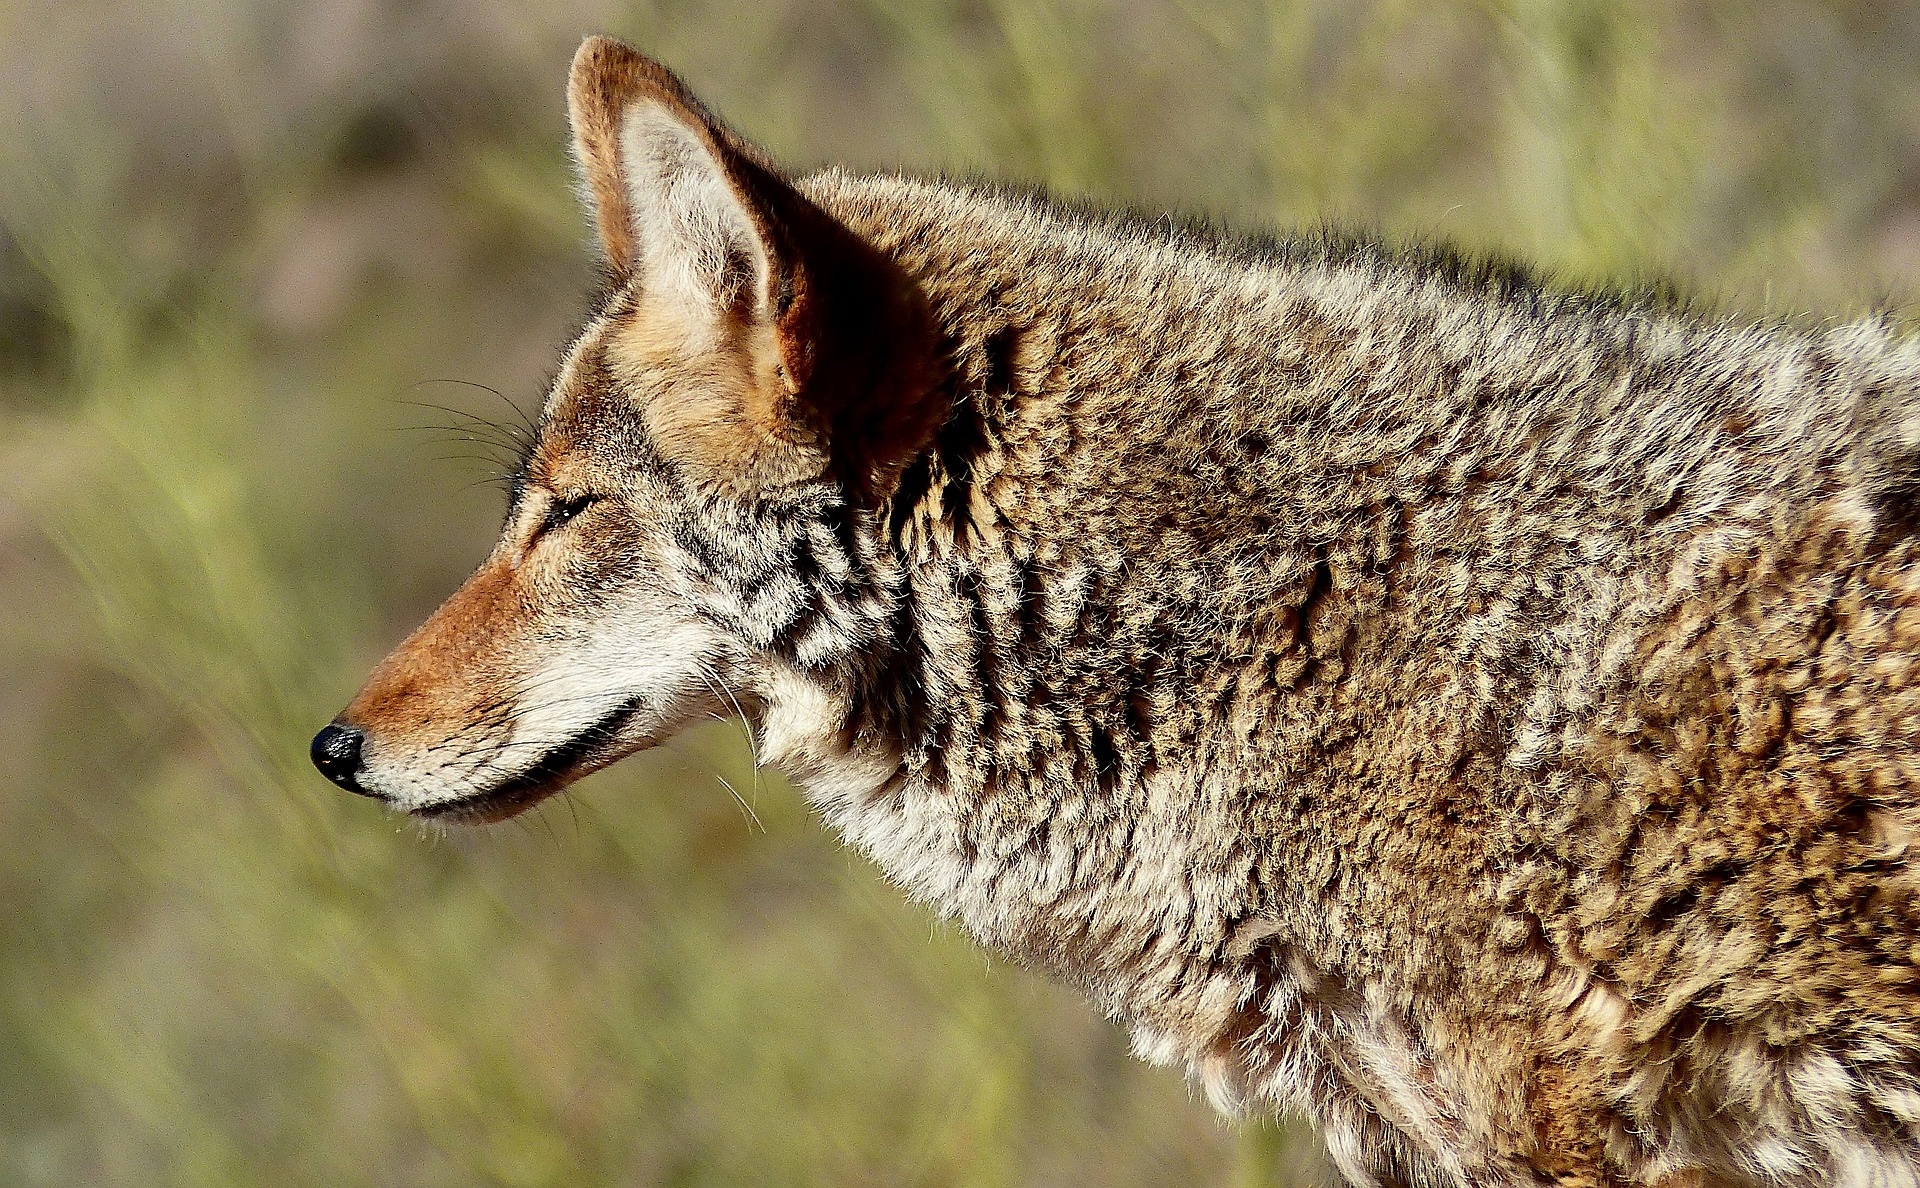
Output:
1 1 1915 1184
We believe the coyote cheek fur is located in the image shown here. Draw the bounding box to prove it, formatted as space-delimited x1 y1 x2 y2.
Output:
316 34 1920 1186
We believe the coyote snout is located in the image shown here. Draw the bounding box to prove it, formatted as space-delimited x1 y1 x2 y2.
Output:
312 398 749 821
316 34 1920 1186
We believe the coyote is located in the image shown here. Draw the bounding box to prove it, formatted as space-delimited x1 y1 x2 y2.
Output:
313 36 1920 1186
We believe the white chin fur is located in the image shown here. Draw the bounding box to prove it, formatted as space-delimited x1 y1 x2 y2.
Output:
363 616 729 813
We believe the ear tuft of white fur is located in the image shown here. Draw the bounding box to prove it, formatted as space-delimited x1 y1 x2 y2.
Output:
618 102 770 318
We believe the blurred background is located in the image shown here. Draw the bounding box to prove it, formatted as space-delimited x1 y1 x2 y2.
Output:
2 1 1917 1184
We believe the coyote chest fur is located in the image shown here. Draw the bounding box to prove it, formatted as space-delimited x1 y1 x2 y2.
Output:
315 37 1920 1187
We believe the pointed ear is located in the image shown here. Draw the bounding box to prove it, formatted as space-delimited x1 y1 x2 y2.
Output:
567 37 786 321
566 38 945 500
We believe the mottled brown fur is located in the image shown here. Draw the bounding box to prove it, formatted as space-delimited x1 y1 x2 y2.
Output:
323 37 1920 1186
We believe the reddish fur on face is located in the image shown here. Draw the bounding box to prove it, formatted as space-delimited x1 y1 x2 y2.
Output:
340 549 526 767
335 44 948 814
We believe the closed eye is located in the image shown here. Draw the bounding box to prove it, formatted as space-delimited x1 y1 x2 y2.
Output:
541 493 598 535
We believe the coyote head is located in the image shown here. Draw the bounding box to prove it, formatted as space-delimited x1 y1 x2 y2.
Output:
313 38 941 821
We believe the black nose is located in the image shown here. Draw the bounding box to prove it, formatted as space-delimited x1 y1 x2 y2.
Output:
311 723 379 797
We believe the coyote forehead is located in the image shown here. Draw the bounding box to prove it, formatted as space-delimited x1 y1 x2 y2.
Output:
316 34 1920 1186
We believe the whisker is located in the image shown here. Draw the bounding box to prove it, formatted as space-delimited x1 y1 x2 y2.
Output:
695 663 762 812
660 735 765 834
714 769 764 833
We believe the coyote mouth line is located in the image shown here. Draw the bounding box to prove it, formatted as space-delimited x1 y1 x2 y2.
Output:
415 695 645 823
